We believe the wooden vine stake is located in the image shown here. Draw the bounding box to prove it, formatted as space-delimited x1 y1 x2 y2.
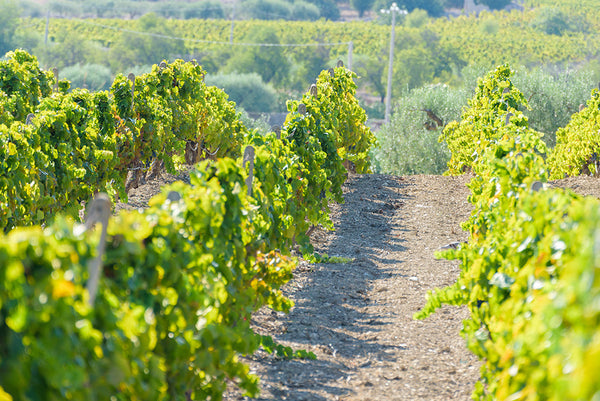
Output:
52 67 59 92
80 193 112 306
531 181 544 192
128 73 135 109
26 113 35 125
298 103 307 115
310 84 318 97
271 125 281 139
243 146 255 197
505 112 513 126
336 59 344 68
166 190 182 202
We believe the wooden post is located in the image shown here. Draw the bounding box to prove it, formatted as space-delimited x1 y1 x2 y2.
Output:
82 193 112 306
128 73 135 109
53 67 59 92
26 113 35 125
44 8 50 46
310 84 318 97
298 103 307 115
166 191 182 202
243 146 255 197
348 41 353 70
271 125 281 139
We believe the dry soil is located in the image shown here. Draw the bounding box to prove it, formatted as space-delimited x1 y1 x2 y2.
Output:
117 170 600 401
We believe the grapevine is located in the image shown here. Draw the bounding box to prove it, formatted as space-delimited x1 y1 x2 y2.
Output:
417 65 600 400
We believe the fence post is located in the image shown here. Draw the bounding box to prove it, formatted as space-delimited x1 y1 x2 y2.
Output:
298 103 307 115
127 73 135 110
272 125 281 139
348 41 353 70
53 67 59 92
82 193 112 306
243 146 255 197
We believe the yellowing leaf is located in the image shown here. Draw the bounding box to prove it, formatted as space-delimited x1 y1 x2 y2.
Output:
0 386 13 401
52 279 76 299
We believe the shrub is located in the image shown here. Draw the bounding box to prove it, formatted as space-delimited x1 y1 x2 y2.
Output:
405 8 429 28
183 1 225 19
475 0 511 10
531 7 589 35
242 0 291 20
222 26 289 86
373 83 467 175
205 72 278 113
61 63 112 91
479 18 500 35
290 1 320 21
305 0 339 20
512 65 594 147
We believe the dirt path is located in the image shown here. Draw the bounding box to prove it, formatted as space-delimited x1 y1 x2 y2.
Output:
118 170 600 400
222 174 480 400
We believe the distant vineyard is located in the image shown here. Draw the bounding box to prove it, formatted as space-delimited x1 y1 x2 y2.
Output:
25 6 600 71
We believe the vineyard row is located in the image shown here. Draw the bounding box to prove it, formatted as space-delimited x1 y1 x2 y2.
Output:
0 50 375 399
417 65 600 400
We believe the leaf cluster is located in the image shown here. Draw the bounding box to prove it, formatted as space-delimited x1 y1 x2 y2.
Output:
547 89 600 178
0 51 248 232
0 58 377 399
0 159 297 399
439 64 535 175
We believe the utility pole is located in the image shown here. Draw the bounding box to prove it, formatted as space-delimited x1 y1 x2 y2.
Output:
348 41 353 71
45 7 50 46
229 1 236 44
381 3 406 124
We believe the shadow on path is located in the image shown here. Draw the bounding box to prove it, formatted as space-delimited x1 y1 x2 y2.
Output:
246 174 413 400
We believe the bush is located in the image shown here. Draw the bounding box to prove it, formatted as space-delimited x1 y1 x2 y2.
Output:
239 109 271 134
222 26 289 86
374 0 443 17
305 0 339 20
479 18 500 35
205 72 278 112
475 0 511 10
121 64 153 77
0 0 19 55
404 8 429 28
61 63 112 91
17 0 45 18
531 7 589 35
242 0 291 20
512 65 595 147
373 84 467 175
183 1 225 19
350 0 375 18
290 1 320 20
